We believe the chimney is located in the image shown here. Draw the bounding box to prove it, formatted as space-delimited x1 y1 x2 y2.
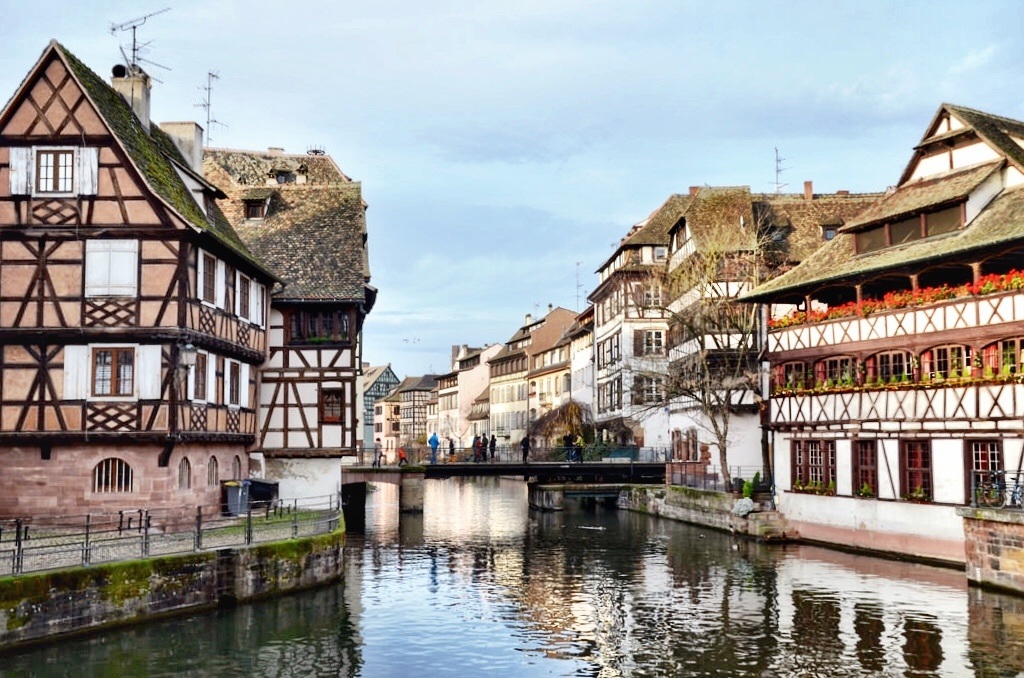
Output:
159 122 205 173
525 313 532 325
268 147 285 155
451 345 459 364
837 190 850 196
689 186 700 196
548 303 553 312
111 64 152 133
803 181 814 200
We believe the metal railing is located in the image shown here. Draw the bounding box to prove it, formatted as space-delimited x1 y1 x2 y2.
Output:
0 494 342 577
971 470 1024 509
667 463 772 495
415 445 672 464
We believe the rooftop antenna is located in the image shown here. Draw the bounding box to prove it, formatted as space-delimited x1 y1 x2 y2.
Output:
195 71 227 145
575 261 584 311
773 146 788 194
110 8 172 74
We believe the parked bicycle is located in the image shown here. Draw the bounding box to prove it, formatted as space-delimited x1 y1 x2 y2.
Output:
975 470 1006 508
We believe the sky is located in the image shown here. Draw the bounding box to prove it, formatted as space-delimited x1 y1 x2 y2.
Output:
1 1 1022 377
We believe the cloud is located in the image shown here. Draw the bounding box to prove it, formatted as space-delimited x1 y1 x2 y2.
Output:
949 45 999 75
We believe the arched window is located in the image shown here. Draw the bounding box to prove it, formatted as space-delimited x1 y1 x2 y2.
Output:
921 344 970 379
981 338 1023 375
865 350 912 383
232 455 242 479
178 456 191 489
93 457 133 493
773 361 806 390
814 356 854 386
207 456 219 486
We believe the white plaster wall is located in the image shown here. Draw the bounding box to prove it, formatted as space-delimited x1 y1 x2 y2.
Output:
910 153 950 181
966 169 1003 224
835 438 853 496
322 425 342 447
952 141 1000 169
264 457 342 500
668 407 762 469
933 438 966 504
778 494 965 545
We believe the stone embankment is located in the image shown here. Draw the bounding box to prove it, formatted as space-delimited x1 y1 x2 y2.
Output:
619 485 794 541
0 528 344 650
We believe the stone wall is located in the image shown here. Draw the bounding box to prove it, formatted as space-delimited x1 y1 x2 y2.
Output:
959 507 1024 595
0 528 344 650
619 485 794 541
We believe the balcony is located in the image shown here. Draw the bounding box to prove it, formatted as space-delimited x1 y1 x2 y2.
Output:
769 285 1024 354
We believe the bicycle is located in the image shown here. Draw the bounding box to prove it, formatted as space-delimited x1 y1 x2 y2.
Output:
1006 472 1024 508
975 470 1006 508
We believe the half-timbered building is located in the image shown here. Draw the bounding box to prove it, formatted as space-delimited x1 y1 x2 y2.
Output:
0 42 275 518
204 147 375 499
744 103 1024 564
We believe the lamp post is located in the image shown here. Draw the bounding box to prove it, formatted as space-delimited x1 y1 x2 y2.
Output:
174 342 197 438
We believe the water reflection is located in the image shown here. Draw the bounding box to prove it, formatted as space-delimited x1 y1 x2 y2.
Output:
5 477 1024 676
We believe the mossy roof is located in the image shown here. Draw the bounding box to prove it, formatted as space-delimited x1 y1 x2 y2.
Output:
744 184 1024 302
204 148 370 302
49 43 270 277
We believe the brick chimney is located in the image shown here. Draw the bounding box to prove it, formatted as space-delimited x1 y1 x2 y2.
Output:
803 181 814 200
159 122 204 173
689 186 700 196
111 64 152 133
837 190 850 196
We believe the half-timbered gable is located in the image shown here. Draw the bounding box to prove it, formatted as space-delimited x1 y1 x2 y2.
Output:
0 42 274 518
204 147 375 499
744 103 1024 564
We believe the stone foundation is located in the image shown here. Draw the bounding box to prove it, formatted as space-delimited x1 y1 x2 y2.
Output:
620 486 794 541
959 506 1024 595
0 528 344 650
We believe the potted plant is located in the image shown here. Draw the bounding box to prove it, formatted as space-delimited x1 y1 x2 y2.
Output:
855 482 875 498
904 486 931 503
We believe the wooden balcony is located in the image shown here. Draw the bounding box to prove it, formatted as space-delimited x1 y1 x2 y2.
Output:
768 290 1024 354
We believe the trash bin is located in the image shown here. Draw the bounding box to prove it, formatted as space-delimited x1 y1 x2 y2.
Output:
221 480 248 516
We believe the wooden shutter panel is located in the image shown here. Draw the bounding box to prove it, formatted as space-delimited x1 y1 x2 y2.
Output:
634 330 643 355
240 363 250 408
9 147 32 194
77 147 99 195
63 345 89 400
137 345 162 399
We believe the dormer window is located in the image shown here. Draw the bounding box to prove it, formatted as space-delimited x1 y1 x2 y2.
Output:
244 200 266 219
822 226 837 241
854 205 963 254
654 246 668 261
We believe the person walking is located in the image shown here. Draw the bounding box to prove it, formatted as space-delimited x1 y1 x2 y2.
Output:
448 436 456 461
372 438 383 468
428 432 440 465
521 436 530 464
397 446 408 467
574 433 585 463
489 434 497 462
473 435 483 463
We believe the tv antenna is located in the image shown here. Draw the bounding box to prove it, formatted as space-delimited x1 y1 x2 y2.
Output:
195 71 227 145
773 147 788 194
575 261 584 310
110 8 172 73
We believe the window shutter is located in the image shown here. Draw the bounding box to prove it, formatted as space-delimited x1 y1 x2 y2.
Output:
137 345 162 399
215 260 226 308
63 345 88 400
186 361 196 400
634 330 643 356
208 353 217 403
234 271 241 316
77 147 99 195
9 147 32 194
107 241 138 296
84 242 108 297
240 363 250 408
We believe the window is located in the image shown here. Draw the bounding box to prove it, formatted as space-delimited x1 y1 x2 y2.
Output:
773 361 807 389
643 285 663 307
208 456 219 486
93 458 133 493
900 440 931 500
36 149 75 193
792 440 835 489
232 455 242 479
921 344 969 379
814 356 853 385
968 440 1002 501
925 206 961 236
238 274 251 320
244 200 266 219
228 362 241 406
981 338 1022 375
193 352 208 401
178 457 192 490
85 240 138 297
201 253 217 303
287 309 352 345
322 388 343 424
855 226 886 254
853 440 877 496
865 350 912 383
640 330 664 356
654 246 668 261
93 347 134 396
375 422 383 433
822 227 837 241
890 216 921 245
633 375 664 405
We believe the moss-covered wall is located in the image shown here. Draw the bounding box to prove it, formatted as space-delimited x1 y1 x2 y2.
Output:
620 486 792 541
0 529 345 650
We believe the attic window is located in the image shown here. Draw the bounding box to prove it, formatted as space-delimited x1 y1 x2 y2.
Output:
654 246 668 261
244 200 266 219
854 205 964 254
822 227 837 241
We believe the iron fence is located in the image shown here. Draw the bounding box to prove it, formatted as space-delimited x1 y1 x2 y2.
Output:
0 494 342 577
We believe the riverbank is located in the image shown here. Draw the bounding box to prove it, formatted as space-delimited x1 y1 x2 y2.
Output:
0 526 345 651
619 485 793 541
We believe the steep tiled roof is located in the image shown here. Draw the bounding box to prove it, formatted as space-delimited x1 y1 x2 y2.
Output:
204 149 370 301
744 184 1024 301
756 191 881 262
597 193 693 272
42 43 269 276
840 162 1000 233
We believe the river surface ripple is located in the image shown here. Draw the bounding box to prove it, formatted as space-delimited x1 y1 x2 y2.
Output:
4 476 1024 677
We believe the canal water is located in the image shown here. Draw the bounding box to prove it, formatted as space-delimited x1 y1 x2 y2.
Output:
4 477 1024 676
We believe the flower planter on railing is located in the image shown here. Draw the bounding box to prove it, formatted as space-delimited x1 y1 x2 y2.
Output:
769 269 1024 330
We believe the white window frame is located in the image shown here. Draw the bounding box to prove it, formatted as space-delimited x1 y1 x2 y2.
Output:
235 271 252 321
223 359 249 409
187 350 214 403
197 250 218 307
643 330 664 355
85 240 139 297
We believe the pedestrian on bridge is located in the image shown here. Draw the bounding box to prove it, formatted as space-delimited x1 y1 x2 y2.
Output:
489 434 497 462
373 438 383 468
448 436 455 460
521 436 530 464
429 432 440 465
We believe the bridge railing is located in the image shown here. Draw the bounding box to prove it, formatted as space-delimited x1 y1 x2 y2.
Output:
0 494 342 577
426 445 671 464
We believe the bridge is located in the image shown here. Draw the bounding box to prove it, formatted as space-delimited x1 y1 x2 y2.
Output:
341 461 666 513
